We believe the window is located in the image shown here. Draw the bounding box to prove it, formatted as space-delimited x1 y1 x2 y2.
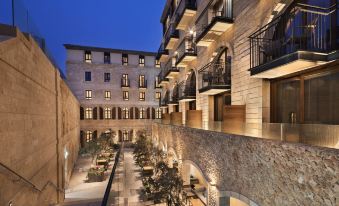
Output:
155 108 162 119
85 72 91 81
139 92 145 101
85 51 92 63
122 108 129 119
85 108 93 119
122 54 128 65
85 131 93 142
85 90 92 100
104 52 110 64
104 108 111 119
155 59 161 68
123 91 129 101
155 77 161 88
140 108 146 119
139 55 145 67
104 73 110 82
105 91 111 100
139 75 146 88
155 92 161 100
122 74 129 87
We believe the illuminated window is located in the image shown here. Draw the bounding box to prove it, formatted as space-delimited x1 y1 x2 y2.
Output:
139 92 145 101
85 90 92 100
122 54 128 65
104 52 110 64
139 55 145 67
85 108 93 119
122 74 129 87
155 108 162 119
155 92 161 100
122 108 129 119
105 91 111 100
139 75 146 88
155 77 161 88
155 59 161 68
104 108 111 119
85 131 93 142
85 72 91 81
123 91 129 101
140 108 146 119
104 73 110 82
84 51 92 63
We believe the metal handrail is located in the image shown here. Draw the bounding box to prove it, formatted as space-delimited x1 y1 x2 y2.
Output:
0 162 63 193
101 144 123 206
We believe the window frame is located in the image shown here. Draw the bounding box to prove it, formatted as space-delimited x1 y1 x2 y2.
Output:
139 92 145 101
85 90 92 100
104 73 111 82
104 107 112 119
155 92 161 100
122 108 129 119
105 91 111 100
123 91 129 101
85 108 93 119
104 52 111 64
84 51 92 63
85 71 92 82
122 54 128 66
139 55 145 67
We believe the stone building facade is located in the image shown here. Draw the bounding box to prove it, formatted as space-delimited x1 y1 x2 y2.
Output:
157 0 339 136
65 45 162 144
0 26 80 206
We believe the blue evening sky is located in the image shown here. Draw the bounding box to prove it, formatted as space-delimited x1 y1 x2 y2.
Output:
0 0 165 74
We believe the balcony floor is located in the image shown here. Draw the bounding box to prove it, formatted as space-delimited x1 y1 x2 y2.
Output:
176 9 197 30
199 85 231 95
250 50 339 79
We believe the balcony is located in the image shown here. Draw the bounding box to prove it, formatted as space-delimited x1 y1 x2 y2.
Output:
158 71 169 86
179 73 196 102
138 80 147 89
164 59 180 79
164 23 180 50
176 36 197 68
157 42 169 62
249 3 339 79
195 0 233 47
199 60 231 95
174 0 197 30
121 79 130 88
168 85 179 105
160 91 170 108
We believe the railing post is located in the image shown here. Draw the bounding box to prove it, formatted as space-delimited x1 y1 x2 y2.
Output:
12 0 15 26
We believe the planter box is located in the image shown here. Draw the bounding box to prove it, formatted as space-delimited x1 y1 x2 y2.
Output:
87 171 105 182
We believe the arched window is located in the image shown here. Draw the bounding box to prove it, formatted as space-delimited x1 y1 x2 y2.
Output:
122 108 129 119
140 108 146 119
156 108 162 119
104 108 111 119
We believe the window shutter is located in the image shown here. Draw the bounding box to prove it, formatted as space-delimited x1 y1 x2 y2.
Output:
130 107 134 119
152 108 156 119
80 107 84 120
93 130 97 139
147 108 151 119
118 107 122 119
93 107 98 120
135 107 140 119
99 107 104 120
129 130 133 141
80 131 85 147
118 130 122 142
112 107 116 119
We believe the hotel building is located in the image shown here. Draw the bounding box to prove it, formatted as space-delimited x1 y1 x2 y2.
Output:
65 44 162 144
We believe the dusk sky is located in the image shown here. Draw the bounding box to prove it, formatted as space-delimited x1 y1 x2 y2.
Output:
0 0 166 74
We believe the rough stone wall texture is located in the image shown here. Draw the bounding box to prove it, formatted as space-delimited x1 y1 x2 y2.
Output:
152 123 339 206
0 29 80 206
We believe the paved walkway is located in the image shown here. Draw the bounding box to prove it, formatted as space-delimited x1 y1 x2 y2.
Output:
107 148 145 206
63 154 115 206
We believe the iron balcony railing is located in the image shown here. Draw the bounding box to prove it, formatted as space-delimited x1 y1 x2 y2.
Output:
176 36 197 64
160 92 170 107
249 3 338 69
174 0 197 27
164 59 180 77
170 85 180 104
164 23 180 48
158 70 169 84
121 79 130 87
199 60 231 88
154 80 162 89
179 81 196 99
157 42 169 59
195 0 233 40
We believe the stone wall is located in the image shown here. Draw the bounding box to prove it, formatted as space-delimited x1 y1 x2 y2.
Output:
0 28 80 206
152 123 339 206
